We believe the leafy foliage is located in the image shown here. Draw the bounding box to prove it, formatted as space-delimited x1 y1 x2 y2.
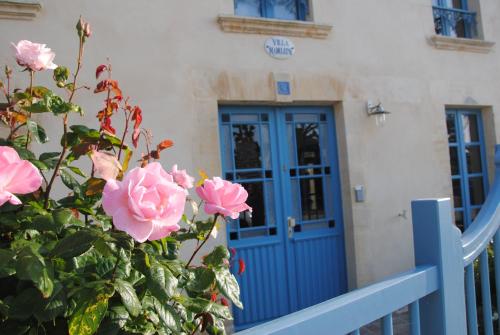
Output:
0 18 242 335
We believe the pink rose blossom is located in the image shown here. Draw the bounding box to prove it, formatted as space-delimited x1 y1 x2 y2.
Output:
196 177 252 219
0 146 42 206
102 162 186 242
90 150 122 181
11 40 57 72
170 164 194 190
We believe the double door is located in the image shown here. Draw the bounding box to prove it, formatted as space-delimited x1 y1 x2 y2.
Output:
219 106 347 330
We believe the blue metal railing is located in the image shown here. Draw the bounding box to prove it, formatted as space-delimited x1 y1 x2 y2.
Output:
235 145 500 334
433 6 478 39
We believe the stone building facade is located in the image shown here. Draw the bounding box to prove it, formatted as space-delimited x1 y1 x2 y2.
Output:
1 0 499 330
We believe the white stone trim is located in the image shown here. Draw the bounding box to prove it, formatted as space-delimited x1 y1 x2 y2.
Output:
217 15 332 39
428 35 495 53
0 1 41 20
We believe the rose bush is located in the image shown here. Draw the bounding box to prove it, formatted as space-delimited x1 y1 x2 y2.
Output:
0 18 250 335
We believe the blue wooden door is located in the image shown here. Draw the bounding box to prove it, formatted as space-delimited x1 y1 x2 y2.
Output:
446 109 489 230
219 106 347 331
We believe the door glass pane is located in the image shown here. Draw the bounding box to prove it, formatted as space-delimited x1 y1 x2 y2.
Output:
461 114 479 142
446 113 457 143
222 125 234 171
466 145 482 174
239 182 266 228
296 123 321 166
454 210 464 231
233 124 262 169
270 0 298 20
234 0 261 17
471 207 481 221
453 179 462 208
290 178 301 220
261 124 271 169
469 177 485 206
300 178 325 221
449 147 459 175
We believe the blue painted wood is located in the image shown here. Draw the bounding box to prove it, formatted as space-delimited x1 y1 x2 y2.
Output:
479 250 494 335
409 301 421 335
465 265 479 335
382 314 393 335
234 266 438 335
462 145 500 266
494 232 500 335
219 106 346 330
411 199 466 335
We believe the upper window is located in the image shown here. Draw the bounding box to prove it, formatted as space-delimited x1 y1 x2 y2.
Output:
234 0 309 21
432 0 478 39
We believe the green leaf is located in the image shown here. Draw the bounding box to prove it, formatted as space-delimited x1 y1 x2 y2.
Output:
96 306 129 335
53 66 70 85
60 132 80 147
30 159 48 171
16 248 54 298
39 152 61 169
8 288 39 320
147 263 178 301
31 214 60 233
68 293 109 335
150 296 181 332
187 267 216 292
214 268 242 309
203 246 230 268
0 249 16 278
27 120 48 143
114 279 141 317
50 229 98 259
13 145 35 160
52 208 75 227
34 282 67 322
70 125 91 135
60 168 82 197
68 166 87 177
25 101 49 113
210 303 232 320
26 120 48 143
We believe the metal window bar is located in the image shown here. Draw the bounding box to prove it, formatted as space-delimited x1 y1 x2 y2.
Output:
432 6 477 39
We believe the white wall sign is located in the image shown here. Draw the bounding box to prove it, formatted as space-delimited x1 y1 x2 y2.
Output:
264 37 295 59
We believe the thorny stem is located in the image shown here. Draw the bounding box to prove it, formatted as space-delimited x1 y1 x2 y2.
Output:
141 129 152 164
25 70 34 149
44 35 85 209
185 214 220 269
190 321 202 335
92 62 112 175
117 103 131 161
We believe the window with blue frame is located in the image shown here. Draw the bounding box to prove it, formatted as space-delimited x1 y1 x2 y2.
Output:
432 0 478 38
446 109 488 231
234 0 309 21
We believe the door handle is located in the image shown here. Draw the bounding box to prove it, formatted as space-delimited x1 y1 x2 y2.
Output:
288 217 296 238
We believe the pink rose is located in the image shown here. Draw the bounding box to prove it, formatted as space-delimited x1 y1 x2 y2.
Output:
102 162 186 242
90 150 122 181
196 177 252 219
11 40 57 72
170 164 194 190
0 146 42 206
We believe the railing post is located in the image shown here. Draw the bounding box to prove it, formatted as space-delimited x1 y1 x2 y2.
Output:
411 199 466 335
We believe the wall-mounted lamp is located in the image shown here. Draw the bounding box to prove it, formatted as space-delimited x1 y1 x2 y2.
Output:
367 101 391 126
